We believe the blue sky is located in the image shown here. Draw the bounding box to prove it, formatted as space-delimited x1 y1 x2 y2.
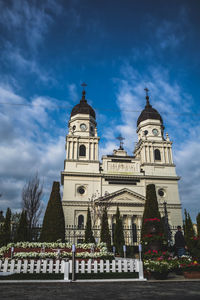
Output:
0 0 200 222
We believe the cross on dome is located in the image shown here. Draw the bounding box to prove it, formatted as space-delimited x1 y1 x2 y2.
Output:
116 135 125 150
144 87 150 106
144 87 149 97
81 82 87 90
81 82 87 100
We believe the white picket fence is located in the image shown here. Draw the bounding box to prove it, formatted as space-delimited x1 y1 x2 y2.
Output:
0 258 145 281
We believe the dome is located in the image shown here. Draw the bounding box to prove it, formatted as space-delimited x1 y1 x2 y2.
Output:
71 90 96 119
137 96 163 127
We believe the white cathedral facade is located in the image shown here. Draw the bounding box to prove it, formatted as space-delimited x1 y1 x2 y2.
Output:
61 88 182 244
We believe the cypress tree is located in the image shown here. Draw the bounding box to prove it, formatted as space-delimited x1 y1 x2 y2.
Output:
85 207 95 243
15 210 29 242
113 206 125 255
184 209 195 249
196 212 200 236
141 184 164 238
1 208 11 245
100 206 111 250
40 181 65 242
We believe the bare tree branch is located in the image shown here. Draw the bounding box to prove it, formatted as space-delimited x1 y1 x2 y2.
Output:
22 173 43 239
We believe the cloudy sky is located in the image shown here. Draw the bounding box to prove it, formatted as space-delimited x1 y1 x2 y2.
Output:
0 0 200 221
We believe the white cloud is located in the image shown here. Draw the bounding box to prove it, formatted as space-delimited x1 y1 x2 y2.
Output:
68 84 79 103
0 0 62 52
0 85 66 214
110 62 200 220
175 138 200 219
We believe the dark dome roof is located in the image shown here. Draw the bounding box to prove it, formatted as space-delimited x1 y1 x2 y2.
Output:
137 96 163 126
71 90 96 119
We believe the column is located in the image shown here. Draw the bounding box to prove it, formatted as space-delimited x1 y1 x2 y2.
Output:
143 146 146 163
72 141 74 160
77 140 79 159
70 141 73 160
137 216 142 230
168 147 172 164
148 146 151 163
150 145 154 162
68 141 71 159
128 215 132 228
152 145 154 162
165 146 169 164
169 147 173 164
74 139 77 160
162 146 166 163
93 142 95 161
89 141 91 160
95 142 98 160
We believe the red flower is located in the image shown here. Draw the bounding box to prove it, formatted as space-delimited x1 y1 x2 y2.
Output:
144 218 161 223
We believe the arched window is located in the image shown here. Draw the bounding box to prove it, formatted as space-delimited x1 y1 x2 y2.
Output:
154 149 161 161
78 215 84 228
79 145 86 157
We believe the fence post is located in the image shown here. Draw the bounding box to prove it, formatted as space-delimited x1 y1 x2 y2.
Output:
72 244 76 281
138 243 144 280
64 260 69 281
138 260 144 280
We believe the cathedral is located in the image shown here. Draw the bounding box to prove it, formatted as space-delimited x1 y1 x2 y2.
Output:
61 87 182 244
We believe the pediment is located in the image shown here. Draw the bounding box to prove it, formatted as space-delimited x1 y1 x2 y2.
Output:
95 188 145 205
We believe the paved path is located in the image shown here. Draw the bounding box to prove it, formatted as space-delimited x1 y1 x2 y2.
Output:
0 281 200 300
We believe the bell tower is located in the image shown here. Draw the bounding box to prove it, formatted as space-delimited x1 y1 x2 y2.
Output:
64 85 100 173
134 89 174 172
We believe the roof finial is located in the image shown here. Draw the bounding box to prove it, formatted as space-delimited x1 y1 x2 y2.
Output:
81 82 87 101
144 87 150 106
116 135 125 150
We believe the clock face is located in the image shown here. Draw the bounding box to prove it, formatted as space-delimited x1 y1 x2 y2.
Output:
152 129 159 136
80 123 87 131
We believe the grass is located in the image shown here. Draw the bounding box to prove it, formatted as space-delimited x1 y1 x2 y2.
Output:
0 272 138 280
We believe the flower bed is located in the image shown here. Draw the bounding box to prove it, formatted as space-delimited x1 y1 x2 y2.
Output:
143 250 170 260
180 261 200 273
143 259 170 279
0 242 114 260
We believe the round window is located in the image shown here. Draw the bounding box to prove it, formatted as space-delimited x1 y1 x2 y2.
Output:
152 128 159 136
78 186 85 195
158 189 165 197
73 125 76 131
80 123 87 131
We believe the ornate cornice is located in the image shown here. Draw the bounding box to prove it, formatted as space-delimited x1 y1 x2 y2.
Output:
61 171 180 182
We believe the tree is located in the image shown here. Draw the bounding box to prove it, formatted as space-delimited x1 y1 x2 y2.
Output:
141 184 164 238
196 212 200 236
15 210 29 242
85 207 95 243
11 212 21 241
0 208 11 246
100 206 111 250
113 206 125 255
141 184 165 252
40 181 65 242
22 173 43 240
184 209 195 249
